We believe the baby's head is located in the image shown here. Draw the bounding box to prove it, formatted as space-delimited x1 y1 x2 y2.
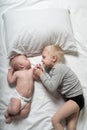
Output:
10 54 31 71
42 45 64 67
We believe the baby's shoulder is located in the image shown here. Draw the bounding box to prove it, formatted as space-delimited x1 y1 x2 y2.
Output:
55 63 66 69
55 63 70 72
14 70 22 76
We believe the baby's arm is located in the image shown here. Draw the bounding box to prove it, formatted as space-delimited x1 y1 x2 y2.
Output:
7 68 17 85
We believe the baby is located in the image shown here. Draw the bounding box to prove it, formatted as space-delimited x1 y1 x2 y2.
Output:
4 54 35 123
34 45 84 130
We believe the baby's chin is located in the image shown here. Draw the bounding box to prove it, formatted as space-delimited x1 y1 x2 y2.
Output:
24 65 31 69
27 66 31 69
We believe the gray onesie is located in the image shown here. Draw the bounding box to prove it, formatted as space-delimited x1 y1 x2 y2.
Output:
40 63 83 98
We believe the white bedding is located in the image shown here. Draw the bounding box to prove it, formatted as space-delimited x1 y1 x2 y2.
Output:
0 0 87 130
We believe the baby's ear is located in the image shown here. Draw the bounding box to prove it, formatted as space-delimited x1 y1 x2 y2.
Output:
18 64 24 69
52 56 57 62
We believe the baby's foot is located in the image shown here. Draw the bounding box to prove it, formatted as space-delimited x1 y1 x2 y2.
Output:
4 111 9 118
4 111 12 123
5 117 12 124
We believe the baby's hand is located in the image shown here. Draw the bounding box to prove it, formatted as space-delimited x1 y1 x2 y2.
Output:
33 73 40 81
33 67 43 78
35 64 43 71
8 67 14 73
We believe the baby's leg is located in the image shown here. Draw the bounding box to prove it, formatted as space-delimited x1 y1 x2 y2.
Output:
51 100 80 130
4 102 31 123
9 102 31 120
66 111 79 130
15 102 31 119
7 98 21 115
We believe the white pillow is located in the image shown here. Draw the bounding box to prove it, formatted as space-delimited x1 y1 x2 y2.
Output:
71 8 87 49
3 8 76 58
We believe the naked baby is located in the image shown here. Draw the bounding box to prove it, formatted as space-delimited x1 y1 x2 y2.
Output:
4 54 34 123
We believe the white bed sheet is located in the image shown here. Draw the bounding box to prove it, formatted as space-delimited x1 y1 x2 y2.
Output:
0 0 87 130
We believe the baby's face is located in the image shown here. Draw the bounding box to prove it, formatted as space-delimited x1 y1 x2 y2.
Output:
42 50 54 68
21 56 31 69
11 55 31 70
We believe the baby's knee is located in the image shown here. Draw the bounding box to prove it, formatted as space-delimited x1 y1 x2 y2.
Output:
51 115 63 128
67 125 76 130
8 106 19 115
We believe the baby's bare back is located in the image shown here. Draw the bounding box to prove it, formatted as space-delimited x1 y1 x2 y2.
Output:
15 68 34 98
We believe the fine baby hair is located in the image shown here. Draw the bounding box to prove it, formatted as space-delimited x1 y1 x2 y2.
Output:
43 44 64 62
10 54 30 71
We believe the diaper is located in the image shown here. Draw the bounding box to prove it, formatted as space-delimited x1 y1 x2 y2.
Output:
13 90 32 110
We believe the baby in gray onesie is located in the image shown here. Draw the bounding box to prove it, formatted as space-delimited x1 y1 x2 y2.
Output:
34 45 84 130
